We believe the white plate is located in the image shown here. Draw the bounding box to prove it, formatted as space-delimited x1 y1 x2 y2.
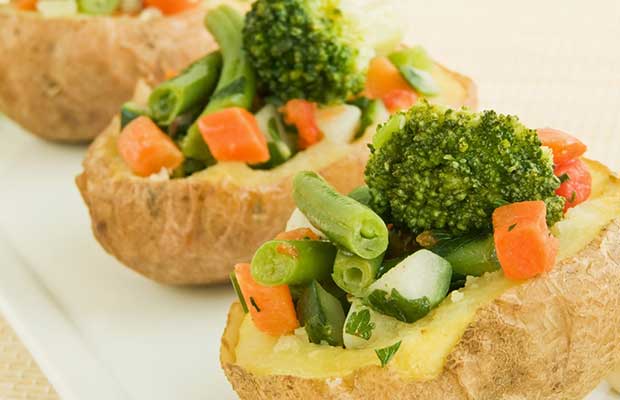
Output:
0 118 618 400
0 118 236 399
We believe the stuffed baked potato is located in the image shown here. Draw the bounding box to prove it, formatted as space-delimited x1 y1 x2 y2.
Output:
0 0 214 142
76 1 477 285
220 104 620 400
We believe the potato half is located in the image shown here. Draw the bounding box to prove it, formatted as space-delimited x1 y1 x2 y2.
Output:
76 63 476 285
0 7 214 142
221 166 620 400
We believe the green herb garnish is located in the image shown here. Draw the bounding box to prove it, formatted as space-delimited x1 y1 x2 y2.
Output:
344 309 375 340
375 341 402 367
250 297 261 312
366 289 431 323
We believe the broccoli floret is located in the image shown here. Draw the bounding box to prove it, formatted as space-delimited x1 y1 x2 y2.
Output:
242 0 402 104
365 102 565 235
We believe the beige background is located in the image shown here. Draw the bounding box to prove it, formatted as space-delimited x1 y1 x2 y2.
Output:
1 0 619 398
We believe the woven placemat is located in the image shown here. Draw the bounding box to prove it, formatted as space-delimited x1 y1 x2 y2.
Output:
0 316 57 399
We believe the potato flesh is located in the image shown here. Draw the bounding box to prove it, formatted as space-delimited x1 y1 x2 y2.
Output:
235 160 620 380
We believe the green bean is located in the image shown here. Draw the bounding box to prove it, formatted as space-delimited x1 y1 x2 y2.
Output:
148 52 223 126
332 250 383 296
250 240 337 286
348 185 371 207
388 46 438 97
387 46 434 71
431 234 500 276
297 281 345 347
293 171 389 259
120 101 147 129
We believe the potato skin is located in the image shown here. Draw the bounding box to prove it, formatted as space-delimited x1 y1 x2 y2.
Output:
76 65 476 285
221 219 620 400
77 117 370 285
0 7 213 142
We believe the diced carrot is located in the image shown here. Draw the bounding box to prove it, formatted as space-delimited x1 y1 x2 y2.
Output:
234 263 299 336
117 116 184 177
555 158 592 212
275 228 320 241
365 56 413 100
492 201 559 280
143 0 198 14
537 128 587 165
198 107 269 164
281 99 322 150
14 0 37 10
382 89 419 113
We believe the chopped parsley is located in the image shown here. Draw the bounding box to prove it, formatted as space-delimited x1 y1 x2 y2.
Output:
569 191 577 203
375 341 402 367
366 288 431 323
249 297 261 312
344 309 375 340
558 173 570 184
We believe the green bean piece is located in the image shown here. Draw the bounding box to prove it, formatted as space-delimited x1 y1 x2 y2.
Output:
431 234 500 276
120 101 147 129
250 240 337 286
348 97 387 139
388 46 438 97
252 116 292 170
332 250 384 296
297 281 346 347
348 185 371 207
149 52 223 126
387 46 434 71
167 106 204 140
397 66 439 97
78 0 119 15
293 171 389 259
181 5 257 161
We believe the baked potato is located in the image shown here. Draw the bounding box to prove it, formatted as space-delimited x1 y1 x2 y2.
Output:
76 61 475 285
219 101 620 399
222 217 620 400
0 4 214 142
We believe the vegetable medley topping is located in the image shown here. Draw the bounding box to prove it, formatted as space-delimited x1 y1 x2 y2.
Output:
115 2 443 179
230 105 593 366
242 0 403 104
9 0 198 16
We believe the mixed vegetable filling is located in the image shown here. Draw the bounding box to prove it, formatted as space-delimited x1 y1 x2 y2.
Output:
4 0 196 17
231 104 592 367
115 1 442 178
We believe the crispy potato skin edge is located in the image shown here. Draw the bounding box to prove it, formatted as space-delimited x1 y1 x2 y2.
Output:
75 65 476 285
221 219 620 400
0 7 214 142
